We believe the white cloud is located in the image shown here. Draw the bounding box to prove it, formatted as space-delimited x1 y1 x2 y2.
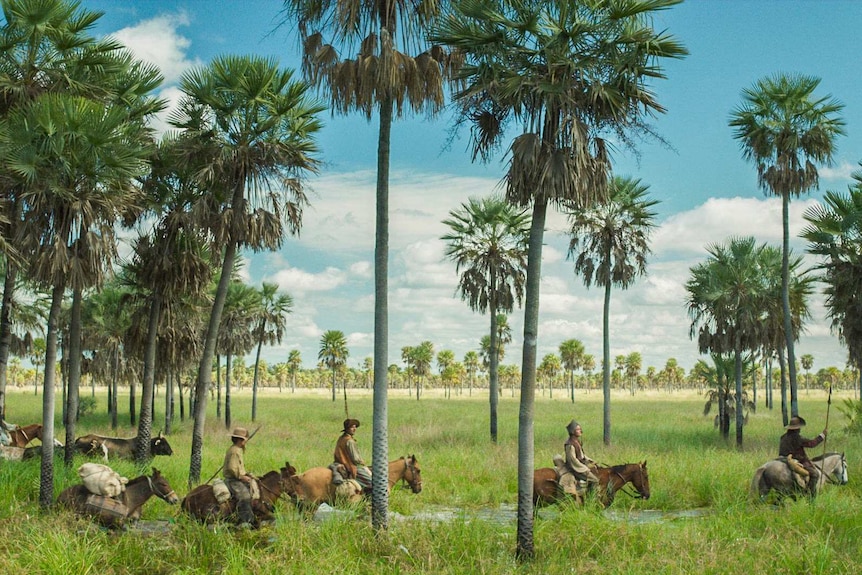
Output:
269 266 347 294
111 13 202 85
820 160 858 182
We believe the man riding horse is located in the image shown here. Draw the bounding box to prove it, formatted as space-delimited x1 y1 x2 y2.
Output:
779 416 827 496
333 418 372 494
557 419 599 497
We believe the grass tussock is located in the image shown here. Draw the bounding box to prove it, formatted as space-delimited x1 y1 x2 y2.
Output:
0 387 860 574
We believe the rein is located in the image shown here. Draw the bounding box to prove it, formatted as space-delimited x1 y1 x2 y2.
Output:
605 465 644 499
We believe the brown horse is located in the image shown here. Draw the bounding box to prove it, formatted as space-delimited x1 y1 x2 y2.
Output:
181 462 298 525
57 467 179 528
533 461 650 509
292 455 422 514
5 423 42 448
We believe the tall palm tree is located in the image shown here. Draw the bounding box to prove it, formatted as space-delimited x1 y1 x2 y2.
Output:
433 3 684 554
463 350 479 397
278 0 454 531
409 341 435 400
729 73 845 419
251 282 293 421
568 176 659 444
625 352 643 396
218 280 261 430
802 172 862 398
0 0 132 425
319 330 348 404
3 93 154 506
538 353 560 397
170 55 323 486
558 339 584 403
800 354 814 394
442 195 530 441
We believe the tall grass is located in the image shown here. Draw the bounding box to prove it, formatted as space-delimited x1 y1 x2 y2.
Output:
0 387 859 574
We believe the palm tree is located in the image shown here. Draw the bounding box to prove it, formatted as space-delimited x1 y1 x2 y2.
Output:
218 280 261 430
251 282 293 421
170 55 323 486
538 353 560 398
278 0 454 531
568 176 659 445
433 1 686 556
436 349 455 398
287 349 302 393
442 195 530 441
800 354 814 394
319 330 349 405
558 339 584 403
802 175 862 399
0 0 133 427
463 351 479 397
730 73 845 419
625 352 643 396
4 93 154 506
410 341 434 401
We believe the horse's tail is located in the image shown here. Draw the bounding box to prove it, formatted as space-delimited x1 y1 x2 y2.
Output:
750 467 766 501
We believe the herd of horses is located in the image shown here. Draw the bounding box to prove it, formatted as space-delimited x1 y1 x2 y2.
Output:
4 423 852 528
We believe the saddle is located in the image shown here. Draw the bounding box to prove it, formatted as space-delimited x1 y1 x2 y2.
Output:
552 454 587 496
780 455 809 489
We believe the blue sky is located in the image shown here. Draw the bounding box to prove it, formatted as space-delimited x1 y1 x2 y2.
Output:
83 0 862 373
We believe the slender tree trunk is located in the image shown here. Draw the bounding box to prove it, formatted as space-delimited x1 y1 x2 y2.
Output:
602 279 613 446
370 87 392 531
216 354 222 418
135 295 161 462
165 369 173 435
0 206 21 421
782 194 799 417
190 240 237 487
252 321 264 421
225 353 232 430
778 347 788 427
516 197 546 560
331 367 337 402
111 346 119 430
39 284 64 507
489 281 500 443
735 345 744 448
64 287 83 467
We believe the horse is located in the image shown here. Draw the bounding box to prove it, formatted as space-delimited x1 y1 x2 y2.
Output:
181 462 298 525
292 455 422 514
5 423 42 448
56 467 179 528
75 431 173 460
750 452 848 501
533 461 650 509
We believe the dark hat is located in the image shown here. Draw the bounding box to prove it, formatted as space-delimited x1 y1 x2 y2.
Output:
566 419 580 435
785 416 807 430
343 418 360 431
231 427 249 440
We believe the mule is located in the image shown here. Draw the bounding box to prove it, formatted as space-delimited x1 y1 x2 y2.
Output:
181 462 298 525
292 455 422 514
57 467 178 528
75 431 173 460
533 461 650 509
751 452 848 502
5 423 42 448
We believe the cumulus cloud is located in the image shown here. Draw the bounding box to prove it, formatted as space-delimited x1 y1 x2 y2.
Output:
820 160 858 182
269 266 347 294
111 12 202 85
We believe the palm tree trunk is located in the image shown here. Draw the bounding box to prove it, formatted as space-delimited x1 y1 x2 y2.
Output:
64 287 83 467
778 347 788 427
190 239 237 487
135 294 162 462
516 196 546 560
39 283 64 507
602 278 613 446
225 353 232 430
734 344 744 448
216 354 222 418
781 194 799 418
370 87 392 531
165 369 173 435
489 275 500 443
0 205 22 421
252 320 265 421
331 368 337 402
111 346 119 430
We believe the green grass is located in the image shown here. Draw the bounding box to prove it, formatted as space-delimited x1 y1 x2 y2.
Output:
1 387 860 574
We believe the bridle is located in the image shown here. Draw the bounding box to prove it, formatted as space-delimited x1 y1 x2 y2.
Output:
608 464 648 500
146 475 177 502
391 457 422 492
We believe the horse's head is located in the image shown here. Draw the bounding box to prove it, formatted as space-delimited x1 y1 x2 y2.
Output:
32 424 43 441
150 432 173 456
404 454 422 494
834 453 849 485
149 468 179 504
279 462 300 498
632 461 650 500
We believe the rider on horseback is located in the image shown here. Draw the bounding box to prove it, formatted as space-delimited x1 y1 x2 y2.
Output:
560 419 599 495
779 416 827 496
334 418 372 494
224 427 256 528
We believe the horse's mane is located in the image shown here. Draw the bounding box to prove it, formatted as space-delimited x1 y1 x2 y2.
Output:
259 470 278 482
607 463 637 473
125 474 149 487
811 452 842 462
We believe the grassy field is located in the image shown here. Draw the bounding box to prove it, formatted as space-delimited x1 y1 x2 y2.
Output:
0 386 859 574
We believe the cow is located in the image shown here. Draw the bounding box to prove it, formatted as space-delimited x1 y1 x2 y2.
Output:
75 431 173 461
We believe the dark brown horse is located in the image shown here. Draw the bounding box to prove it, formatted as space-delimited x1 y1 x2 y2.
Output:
181 462 298 525
57 467 179 527
533 461 650 508
5 423 42 448
292 455 422 514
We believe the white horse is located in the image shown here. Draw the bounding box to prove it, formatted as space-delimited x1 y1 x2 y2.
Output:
751 452 848 501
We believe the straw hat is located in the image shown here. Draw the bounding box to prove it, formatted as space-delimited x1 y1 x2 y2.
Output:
231 427 249 440
785 416 807 430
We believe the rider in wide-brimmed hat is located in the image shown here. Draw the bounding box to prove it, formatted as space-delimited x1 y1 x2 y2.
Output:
333 418 372 492
224 426 255 527
563 419 599 491
779 415 827 495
